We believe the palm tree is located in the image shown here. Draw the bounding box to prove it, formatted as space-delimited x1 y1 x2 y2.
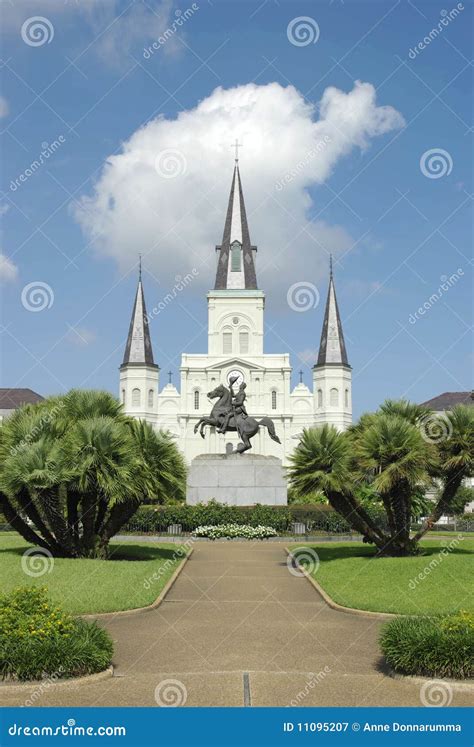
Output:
379 399 431 424
128 420 186 504
288 425 388 551
353 414 432 555
0 390 187 558
414 404 474 540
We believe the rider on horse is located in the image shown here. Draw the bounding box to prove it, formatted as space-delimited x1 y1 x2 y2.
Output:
217 382 248 435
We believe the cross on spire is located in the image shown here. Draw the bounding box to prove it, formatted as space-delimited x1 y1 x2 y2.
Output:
138 253 142 280
231 138 243 163
168 370 173 384
299 369 303 384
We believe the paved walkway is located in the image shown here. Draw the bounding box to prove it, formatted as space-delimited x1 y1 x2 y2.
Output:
3 543 471 707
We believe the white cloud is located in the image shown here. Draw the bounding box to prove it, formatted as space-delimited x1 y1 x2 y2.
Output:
2 0 177 68
0 97 9 119
0 254 18 283
74 81 404 301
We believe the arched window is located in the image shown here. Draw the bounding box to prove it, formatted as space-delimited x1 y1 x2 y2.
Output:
330 387 339 407
132 388 141 407
231 241 241 272
223 330 232 354
345 388 349 408
121 389 125 405
148 389 154 408
194 390 200 410
317 389 323 408
239 329 249 354
271 390 277 410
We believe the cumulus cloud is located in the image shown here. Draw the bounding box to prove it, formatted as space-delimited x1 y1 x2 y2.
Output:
74 81 404 301
0 253 18 283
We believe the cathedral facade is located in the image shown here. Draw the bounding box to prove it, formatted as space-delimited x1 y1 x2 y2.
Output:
119 161 352 465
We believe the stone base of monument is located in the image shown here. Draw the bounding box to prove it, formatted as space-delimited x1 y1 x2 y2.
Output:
186 453 287 506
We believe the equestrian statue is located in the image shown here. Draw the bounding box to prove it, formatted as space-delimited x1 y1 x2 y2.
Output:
193 376 282 454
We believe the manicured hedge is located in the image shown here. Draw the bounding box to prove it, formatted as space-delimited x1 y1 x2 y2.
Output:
0 587 113 681
380 611 474 680
123 501 388 534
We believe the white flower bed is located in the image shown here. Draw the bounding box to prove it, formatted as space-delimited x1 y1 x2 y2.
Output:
193 523 278 540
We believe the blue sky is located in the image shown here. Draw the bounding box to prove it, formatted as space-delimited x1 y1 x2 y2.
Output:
1 0 472 418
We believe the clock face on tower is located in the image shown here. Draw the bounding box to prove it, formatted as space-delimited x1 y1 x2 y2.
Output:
227 369 244 389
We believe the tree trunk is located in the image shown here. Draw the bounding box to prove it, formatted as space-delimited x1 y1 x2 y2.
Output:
39 487 76 557
98 500 139 557
79 492 98 557
413 470 464 542
0 491 55 553
14 487 65 555
326 491 387 549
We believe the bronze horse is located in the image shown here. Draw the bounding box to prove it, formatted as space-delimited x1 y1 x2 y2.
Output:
193 383 281 454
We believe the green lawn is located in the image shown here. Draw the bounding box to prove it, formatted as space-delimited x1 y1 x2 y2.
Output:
0 532 188 615
291 538 474 615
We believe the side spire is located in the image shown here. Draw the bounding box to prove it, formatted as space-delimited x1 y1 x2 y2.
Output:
121 263 156 367
214 161 258 290
315 259 350 368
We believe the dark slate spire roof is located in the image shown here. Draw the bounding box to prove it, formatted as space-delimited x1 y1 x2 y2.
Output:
121 264 157 368
315 258 350 368
214 163 258 290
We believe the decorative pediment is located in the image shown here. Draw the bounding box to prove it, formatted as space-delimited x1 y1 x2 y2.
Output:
205 357 265 373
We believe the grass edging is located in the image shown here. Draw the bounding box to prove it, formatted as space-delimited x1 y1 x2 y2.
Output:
82 547 193 620
0 665 114 692
285 547 397 620
386 668 474 690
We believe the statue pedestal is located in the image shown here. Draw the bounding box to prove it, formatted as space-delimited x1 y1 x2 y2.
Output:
186 453 288 506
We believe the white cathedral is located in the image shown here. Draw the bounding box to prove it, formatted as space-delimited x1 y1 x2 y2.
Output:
119 159 352 466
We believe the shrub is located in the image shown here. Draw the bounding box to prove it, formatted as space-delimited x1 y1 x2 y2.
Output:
0 587 113 681
380 611 474 680
193 524 278 540
123 501 389 535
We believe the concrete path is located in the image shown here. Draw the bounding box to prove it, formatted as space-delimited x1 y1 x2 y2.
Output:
2 543 471 707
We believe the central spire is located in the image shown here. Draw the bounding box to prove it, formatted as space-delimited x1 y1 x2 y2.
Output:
214 162 258 291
